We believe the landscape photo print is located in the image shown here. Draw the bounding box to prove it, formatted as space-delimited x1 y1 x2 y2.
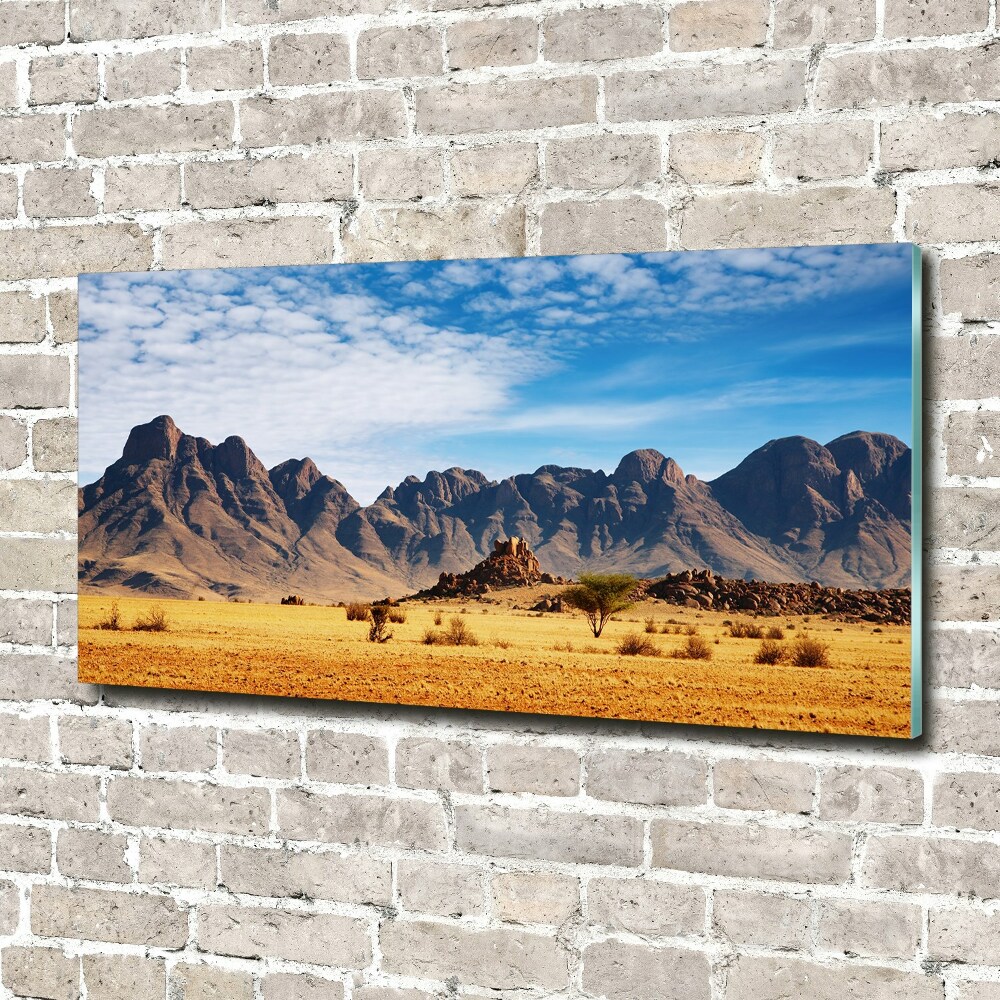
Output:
78 244 922 737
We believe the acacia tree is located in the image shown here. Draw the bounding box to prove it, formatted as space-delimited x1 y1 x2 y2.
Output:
562 573 638 638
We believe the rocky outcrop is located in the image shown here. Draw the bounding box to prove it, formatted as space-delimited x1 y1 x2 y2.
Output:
648 569 910 625
414 537 565 598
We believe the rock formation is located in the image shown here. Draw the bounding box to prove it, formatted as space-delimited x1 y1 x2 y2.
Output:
415 536 564 598
648 569 909 625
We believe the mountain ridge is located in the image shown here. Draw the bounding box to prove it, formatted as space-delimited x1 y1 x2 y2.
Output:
78 415 913 601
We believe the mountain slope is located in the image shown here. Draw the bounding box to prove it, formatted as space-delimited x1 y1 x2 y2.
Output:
79 417 913 601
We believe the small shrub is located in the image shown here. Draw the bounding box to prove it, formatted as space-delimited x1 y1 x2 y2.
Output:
197 596 206 602
445 616 479 646
791 635 830 667
872 627 883 634
422 628 440 645
616 632 661 657
766 626 784 640
729 620 763 639
387 607 407 624
433 610 443 626
346 602 371 622
644 617 657 634
553 641 574 653
672 634 713 660
492 638 512 650
755 639 786 665
684 624 698 636
96 601 122 631
785 623 796 630
367 605 393 643
133 605 168 632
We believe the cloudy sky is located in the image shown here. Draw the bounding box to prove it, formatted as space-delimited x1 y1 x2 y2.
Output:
79 244 916 504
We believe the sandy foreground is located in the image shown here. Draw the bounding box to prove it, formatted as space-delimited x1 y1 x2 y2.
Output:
78 588 913 737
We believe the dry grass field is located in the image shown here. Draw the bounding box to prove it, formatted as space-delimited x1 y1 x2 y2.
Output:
79 588 912 736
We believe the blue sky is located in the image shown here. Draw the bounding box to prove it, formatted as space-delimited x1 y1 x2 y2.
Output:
79 244 915 504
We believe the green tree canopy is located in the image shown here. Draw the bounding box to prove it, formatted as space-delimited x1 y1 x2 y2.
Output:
562 573 638 637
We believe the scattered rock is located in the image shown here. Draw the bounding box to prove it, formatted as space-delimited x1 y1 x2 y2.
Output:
647 569 909 625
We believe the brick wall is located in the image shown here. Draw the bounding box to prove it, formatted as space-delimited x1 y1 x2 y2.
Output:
0 0 997 996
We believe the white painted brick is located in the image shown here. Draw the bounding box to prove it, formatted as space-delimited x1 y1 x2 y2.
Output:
184 153 352 209
491 871 579 925
547 133 660 190
223 727 300 779
670 130 763 184
397 858 485 917
451 143 538 196
220 843 391 904
344 203 525 263
582 939 710 1000
817 897 922 960
670 0 767 51
606 60 807 122
713 889 811 949
415 77 597 134
0 115 67 165
69 0 222 41
105 49 182 100
544 6 663 62
104 163 181 213
198 905 371 966
885 0 989 39
268 33 350 86
23 168 97 220
882 113 1000 172
447 18 537 70
358 148 445 201
588 877 705 937
138 836 217 890
83 955 165 1000
59 715 133 769
381 920 569 990
358 25 443 78
817 45 1000 110
773 0 875 46
0 2 65 46
74 104 235 157
186 41 263 92
304 731 389 785
32 417 77 472
487 744 580 795
771 121 873 181
679 186 896 249
540 198 667 255
29 54 99 106
240 91 407 146
726 955 943 1000
161 216 332 270
56 829 132 884
2 947 80 1000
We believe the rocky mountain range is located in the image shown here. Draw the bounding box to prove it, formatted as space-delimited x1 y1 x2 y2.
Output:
78 415 912 601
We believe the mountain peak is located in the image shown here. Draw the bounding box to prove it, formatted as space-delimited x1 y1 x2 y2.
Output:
122 414 183 465
614 449 684 485
270 457 322 503
213 434 267 481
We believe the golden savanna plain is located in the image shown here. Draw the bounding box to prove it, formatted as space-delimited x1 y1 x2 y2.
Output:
79 587 911 736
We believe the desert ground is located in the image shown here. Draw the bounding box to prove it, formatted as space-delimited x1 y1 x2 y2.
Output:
78 587 912 736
